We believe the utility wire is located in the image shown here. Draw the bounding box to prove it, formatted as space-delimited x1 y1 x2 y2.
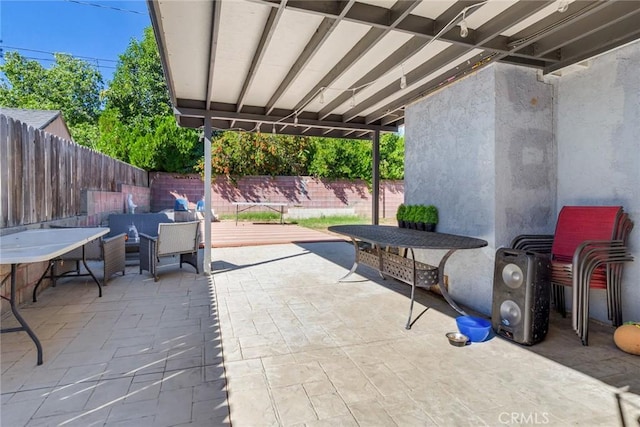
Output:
0 45 118 63
63 0 146 15
15 55 117 70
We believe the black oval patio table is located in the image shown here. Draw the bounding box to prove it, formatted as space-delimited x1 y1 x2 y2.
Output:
328 225 487 329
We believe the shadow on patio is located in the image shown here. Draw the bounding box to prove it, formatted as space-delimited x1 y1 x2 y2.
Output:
1 257 230 426
2 241 640 426
211 240 640 426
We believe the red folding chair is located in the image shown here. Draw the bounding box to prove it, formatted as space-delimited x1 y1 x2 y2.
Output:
512 206 634 345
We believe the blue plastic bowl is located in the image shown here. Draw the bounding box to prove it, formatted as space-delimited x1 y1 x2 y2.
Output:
456 316 491 342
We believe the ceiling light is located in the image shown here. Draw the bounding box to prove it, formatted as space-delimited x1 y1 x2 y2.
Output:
319 88 325 104
557 0 569 13
460 20 469 38
400 63 407 89
350 90 356 108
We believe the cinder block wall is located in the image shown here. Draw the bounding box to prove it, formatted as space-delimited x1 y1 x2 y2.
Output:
150 173 404 219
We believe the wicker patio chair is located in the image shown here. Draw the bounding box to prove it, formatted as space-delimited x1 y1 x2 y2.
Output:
139 221 200 281
511 206 634 345
52 226 127 287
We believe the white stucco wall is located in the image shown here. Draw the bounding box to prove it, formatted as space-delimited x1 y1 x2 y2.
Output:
555 40 640 322
405 63 555 316
495 66 556 247
405 40 640 323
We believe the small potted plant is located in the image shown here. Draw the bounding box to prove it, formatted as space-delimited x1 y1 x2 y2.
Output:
415 205 428 231
423 205 438 232
405 205 418 229
396 204 407 228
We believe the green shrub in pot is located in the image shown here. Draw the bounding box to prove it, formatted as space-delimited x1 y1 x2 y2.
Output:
396 204 407 228
404 205 418 228
423 205 438 231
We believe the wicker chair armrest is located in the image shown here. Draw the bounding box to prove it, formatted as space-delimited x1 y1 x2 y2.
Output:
138 233 158 242
102 232 127 245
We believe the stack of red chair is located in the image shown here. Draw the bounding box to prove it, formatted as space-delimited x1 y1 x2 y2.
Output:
511 206 634 345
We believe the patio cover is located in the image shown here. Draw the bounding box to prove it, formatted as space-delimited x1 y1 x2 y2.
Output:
147 0 640 272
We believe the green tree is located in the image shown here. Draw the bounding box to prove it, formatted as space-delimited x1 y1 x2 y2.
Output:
95 112 201 172
196 131 310 177
379 133 404 179
307 137 372 181
0 51 103 146
103 27 171 124
97 26 201 172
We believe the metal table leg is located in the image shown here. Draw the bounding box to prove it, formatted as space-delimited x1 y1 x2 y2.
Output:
405 248 467 328
337 237 360 281
1 265 43 365
406 248 417 329
436 249 468 316
32 245 102 302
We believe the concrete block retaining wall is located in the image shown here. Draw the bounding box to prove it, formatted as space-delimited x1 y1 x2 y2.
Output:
150 173 404 219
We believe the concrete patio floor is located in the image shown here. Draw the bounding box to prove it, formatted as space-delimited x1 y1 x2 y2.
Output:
2 241 640 426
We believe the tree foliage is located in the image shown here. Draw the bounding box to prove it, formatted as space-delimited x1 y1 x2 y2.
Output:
95 111 201 172
0 51 103 146
379 133 404 180
195 132 311 177
97 27 201 172
104 27 172 124
307 137 372 181
198 131 404 181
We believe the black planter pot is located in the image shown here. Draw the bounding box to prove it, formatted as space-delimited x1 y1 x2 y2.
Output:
417 222 426 231
425 223 436 232
397 220 405 228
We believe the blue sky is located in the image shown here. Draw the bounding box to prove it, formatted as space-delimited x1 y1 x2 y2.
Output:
0 0 150 83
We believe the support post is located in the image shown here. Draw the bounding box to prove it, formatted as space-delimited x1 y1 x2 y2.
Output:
372 130 380 225
203 119 212 274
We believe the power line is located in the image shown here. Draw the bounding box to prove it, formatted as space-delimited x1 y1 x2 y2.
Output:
15 55 117 70
62 0 146 15
1 45 118 63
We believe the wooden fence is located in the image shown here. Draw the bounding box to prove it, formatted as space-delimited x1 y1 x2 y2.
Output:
0 114 148 229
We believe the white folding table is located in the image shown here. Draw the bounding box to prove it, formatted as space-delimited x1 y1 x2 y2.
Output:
232 202 287 225
0 228 109 365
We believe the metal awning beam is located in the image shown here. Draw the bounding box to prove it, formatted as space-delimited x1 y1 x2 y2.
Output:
205 0 223 110
347 0 555 123
534 3 640 58
249 0 560 62
264 0 356 115
236 0 288 112
365 51 489 125
174 107 397 133
291 0 421 113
